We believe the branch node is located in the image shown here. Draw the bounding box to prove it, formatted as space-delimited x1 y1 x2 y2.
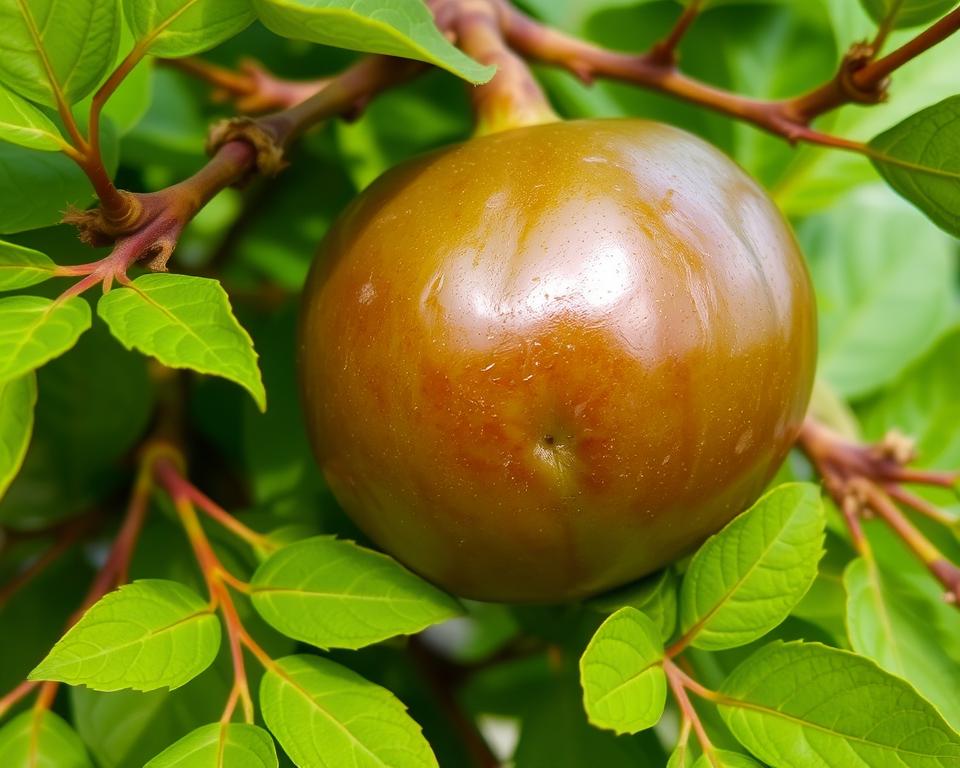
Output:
207 118 288 178
837 42 889 105
62 191 145 246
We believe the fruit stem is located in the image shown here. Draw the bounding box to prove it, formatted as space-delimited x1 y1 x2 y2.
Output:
444 0 560 136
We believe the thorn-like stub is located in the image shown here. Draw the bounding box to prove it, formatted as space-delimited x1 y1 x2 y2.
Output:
207 117 288 177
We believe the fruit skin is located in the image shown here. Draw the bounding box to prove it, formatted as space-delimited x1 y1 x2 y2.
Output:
299 119 816 603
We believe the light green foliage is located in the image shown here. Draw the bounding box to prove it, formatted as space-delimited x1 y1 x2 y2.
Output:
260 655 438 768
251 536 462 649
145 723 278 768
30 580 221 691
861 0 959 28
694 751 762 767
719 641 960 767
870 96 960 238
579 607 666 734
801 185 956 399
97 274 266 410
861 328 960 470
845 558 960 729
0 0 120 107
0 241 58 291
0 296 90 384
0 86 63 151
0 710 93 768
123 0 256 57
0 373 36 499
253 0 494 83
679 484 825 650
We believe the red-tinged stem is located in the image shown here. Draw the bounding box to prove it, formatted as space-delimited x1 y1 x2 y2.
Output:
157 458 256 723
156 463 274 552
0 681 40 721
664 660 719 766
859 481 960 604
884 484 959 528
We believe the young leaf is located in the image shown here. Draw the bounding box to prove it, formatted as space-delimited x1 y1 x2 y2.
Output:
588 568 678 643
0 372 36 500
667 743 694 768
97 274 266 410
0 296 91 384
252 0 495 84
679 483 825 651
0 86 64 151
718 641 960 768
30 579 221 692
0 710 93 768
250 536 462 650
845 558 960 729
123 0 256 58
0 0 121 107
0 240 59 291
579 607 667 735
869 96 960 238
144 723 278 768
860 0 959 29
260 655 438 768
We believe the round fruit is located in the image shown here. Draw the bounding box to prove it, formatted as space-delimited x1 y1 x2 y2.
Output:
299 119 816 603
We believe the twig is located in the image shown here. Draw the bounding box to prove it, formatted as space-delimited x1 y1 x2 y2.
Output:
161 57 331 113
649 0 703 65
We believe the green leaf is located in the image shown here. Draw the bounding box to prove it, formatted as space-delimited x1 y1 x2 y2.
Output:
800 185 955 400
252 0 495 84
0 372 36 500
123 0 256 57
579 607 666 735
30 579 221 692
679 483 825 651
0 85 63 151
97 274 266 410
260 654 438 768
588 568 678 643
0 142 98 234
0 710 93 768
694 751 762 768
0 296 91 384
145 723 278 768
860 0 958 29
860 328 960 470
869 96 960 237
845 558 960 729
0 240 58 291
667 743 694 768
0 0 121 107
251 536 462 650
718 641 960 767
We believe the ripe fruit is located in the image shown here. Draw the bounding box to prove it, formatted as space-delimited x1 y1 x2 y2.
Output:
299 119 816 603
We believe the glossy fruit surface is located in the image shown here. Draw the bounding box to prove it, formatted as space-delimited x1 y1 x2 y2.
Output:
299 119 816 602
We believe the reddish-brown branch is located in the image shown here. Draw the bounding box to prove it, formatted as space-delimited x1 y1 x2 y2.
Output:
161 57 331 113
798 418 960 606
649 0 702 66
856 5 960 89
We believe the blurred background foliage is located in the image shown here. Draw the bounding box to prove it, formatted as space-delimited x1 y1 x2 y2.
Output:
1 1 959 765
